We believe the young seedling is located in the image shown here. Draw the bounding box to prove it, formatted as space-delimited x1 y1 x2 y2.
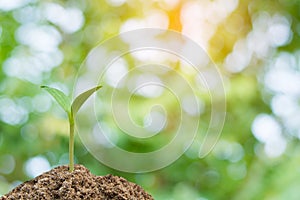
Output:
41 85 102 172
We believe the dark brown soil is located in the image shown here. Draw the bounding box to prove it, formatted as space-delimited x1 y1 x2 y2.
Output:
0 165 153 200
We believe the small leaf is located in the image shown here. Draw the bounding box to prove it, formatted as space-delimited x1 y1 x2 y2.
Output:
72 86 102 115
41 85 71 114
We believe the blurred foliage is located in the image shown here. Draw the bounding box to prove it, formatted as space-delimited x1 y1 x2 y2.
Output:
1 0 300 199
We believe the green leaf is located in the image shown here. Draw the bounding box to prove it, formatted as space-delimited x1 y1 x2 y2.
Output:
41 85 71 114
71 85 102 115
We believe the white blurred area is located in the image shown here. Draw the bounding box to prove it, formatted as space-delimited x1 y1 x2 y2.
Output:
224 13 292 73
0 1 84 128
181 0 238 49
2 1 84 85
250 51 300 158
25 156 51 178
0 0 33 11
252 114 287 158
120 10 169 32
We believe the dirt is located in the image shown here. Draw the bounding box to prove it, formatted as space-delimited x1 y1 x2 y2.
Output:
0 164 154 200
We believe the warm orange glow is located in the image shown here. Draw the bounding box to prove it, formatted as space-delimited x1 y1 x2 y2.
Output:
167 3 182 32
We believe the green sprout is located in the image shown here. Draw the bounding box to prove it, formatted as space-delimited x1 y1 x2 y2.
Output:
41 85 102 172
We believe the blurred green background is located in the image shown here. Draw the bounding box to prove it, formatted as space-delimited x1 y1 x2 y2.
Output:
1 0 300 199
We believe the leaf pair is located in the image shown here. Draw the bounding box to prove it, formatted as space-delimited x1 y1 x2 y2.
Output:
41 85 102 116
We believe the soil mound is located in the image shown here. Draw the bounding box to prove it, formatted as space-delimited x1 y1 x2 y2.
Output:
1 165 153 200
